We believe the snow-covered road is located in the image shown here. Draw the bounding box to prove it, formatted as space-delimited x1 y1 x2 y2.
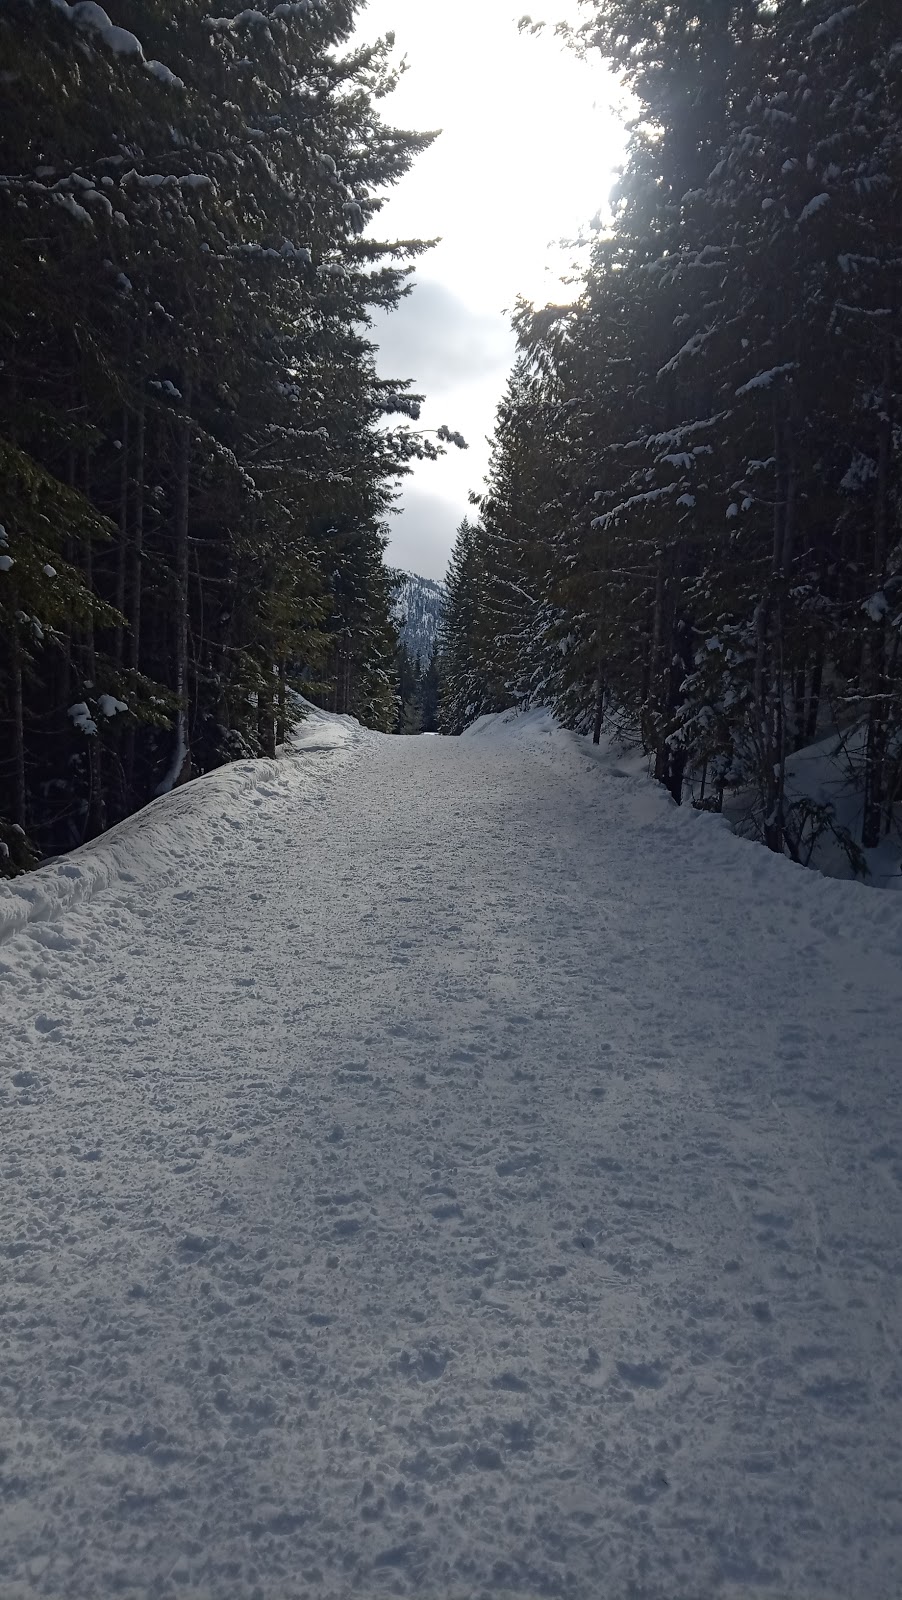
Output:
2 709 902 1600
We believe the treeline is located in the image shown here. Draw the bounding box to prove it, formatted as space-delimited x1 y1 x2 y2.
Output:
0 0 453 873
396 641 440 734
441 0 902 863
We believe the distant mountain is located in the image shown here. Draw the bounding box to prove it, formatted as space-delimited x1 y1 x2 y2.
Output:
394 572 445 664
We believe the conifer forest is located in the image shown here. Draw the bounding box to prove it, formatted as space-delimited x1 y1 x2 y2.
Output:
4 9 902 1596
0 0 457 870
442 0 902 870
2 0 901 879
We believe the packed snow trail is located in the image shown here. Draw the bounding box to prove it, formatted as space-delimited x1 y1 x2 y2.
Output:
2 709 902 1600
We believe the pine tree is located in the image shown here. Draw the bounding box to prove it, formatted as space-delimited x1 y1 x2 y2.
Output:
438 518 511 734
474 0 902 865
0 0 447 865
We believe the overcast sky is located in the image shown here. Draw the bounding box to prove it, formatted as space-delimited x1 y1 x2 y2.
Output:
353 0 627 581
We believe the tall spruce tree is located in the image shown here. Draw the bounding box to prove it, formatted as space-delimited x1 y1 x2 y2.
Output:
0 0 450 870
461 0 901 867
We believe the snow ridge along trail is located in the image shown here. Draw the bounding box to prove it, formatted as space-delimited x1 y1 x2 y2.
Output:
1 708 901 1600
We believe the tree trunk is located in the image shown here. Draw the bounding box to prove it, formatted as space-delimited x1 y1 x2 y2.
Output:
592 535 607 745
258 664 275 757
649 547 669 781
862 336 893 849
10 627 26 829
128 341 146 675
124 389 145 800
805 640 825 745
276 660 287 746
757 396 796 854
82 449 106 841
591 673 605 745
665 607 692 804
114 405 130 669
157 379 193 794
792 664 807 753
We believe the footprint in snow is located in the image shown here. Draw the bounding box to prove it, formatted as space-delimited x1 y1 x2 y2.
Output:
396 1346 450 1383
334 1217 363 1237
616 1359 667 1390
491 1371 529 1392
496 1152 542 1177
11 1070 41 1091
33 1014 64 1039
315 1189 367 1207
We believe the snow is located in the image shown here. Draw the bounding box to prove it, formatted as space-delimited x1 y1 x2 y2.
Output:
810 7 860 46
207 5 317 30
1 704 902 1598
145 60 184 89
591 482 676 529
53 192 92 225
780 726 902 889
96 694 129 717
799 192 831 222
736 362 797 396
65 2 143 57
66 701 98 736
842 449 878 491
658 327 711 375
51 0 182 89
153 721 190 797
864 590 889 622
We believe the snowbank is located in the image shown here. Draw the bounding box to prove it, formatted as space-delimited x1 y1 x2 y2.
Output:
464 707 902 958
781 727 902 889
0 700 364 948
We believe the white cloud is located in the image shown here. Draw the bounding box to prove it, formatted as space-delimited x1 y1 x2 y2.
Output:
369 279 516 397
353 0 628 581
384 485 466 582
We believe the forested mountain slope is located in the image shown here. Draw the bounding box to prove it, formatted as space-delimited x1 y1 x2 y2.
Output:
443 0 902 880
394 570 445 664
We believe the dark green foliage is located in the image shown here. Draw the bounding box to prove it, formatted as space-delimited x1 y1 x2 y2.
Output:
458 0 902 859
396 641 441 734
395 642 422 733
438 517 513 735
0 0 443 867
419 646 441 733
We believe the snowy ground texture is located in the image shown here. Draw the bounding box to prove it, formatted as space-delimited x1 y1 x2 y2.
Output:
2 704 902 1600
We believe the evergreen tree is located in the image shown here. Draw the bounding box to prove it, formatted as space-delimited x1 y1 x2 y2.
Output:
438 518 512 735
0 0 451 868
419 645 441 733
468 0 902 866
